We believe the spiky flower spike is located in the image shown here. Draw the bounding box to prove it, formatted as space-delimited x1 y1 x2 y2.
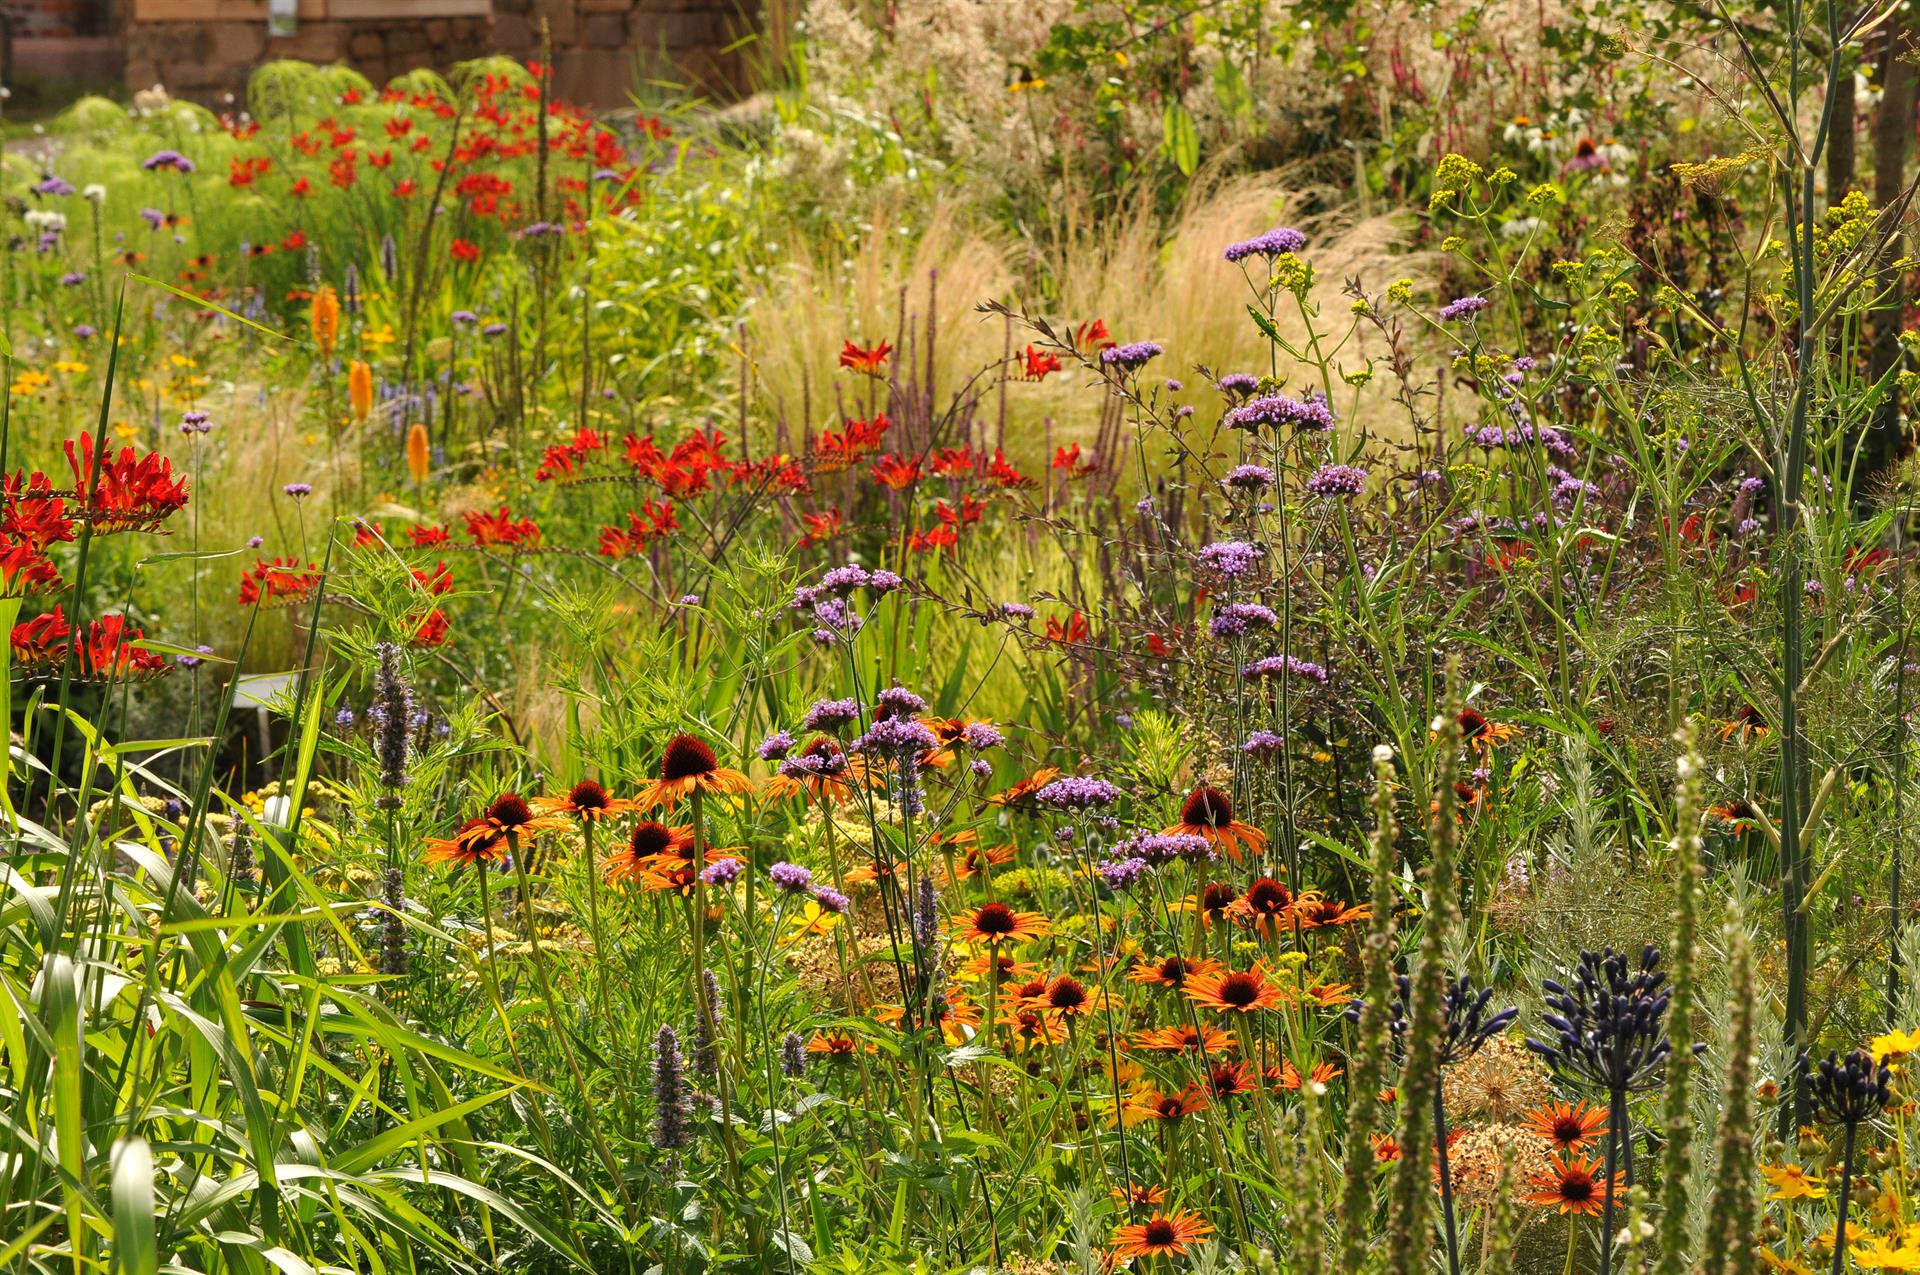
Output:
1387 669 1465 1275
1655 723 1705 1275
1339 742 1401 1271
371 641 411 810
1700 916 1758 1275
651 1025 691 1150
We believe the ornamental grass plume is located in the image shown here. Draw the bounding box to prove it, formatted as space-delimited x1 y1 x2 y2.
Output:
348 359 373 421
1655 724 1706 1275
1339 742 1401 1271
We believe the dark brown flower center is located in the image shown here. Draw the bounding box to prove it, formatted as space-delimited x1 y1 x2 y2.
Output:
569 779 610 810
1560 1175 1594 1203
974 902 1016 935
1181 785 1233 828
629 820 676 859
1158 957 1192 984
1144 1220 1177 1247
660 733 718 781
487 793 533 828
1245 878 1291 914
1201 883 1239 911
1048 978 1087 1010
1218 973 1262 1008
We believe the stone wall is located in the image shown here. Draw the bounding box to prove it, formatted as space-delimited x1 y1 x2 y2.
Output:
490 0 752 106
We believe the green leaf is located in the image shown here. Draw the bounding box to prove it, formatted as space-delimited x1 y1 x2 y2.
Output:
111 1137 159 1275
1161 102 1199 176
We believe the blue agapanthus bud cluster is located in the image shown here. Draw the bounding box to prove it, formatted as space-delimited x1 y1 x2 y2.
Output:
1346 971 1516 1063
1527 945 1683 1093
1800 1049 1892 1126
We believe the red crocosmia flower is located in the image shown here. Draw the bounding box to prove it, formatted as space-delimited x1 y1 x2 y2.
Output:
838 339 893 375
72 613 169 681
464 505 541 548
386 115 414 137
1145 632 1171 657
1074 318 1114 350
986 450 1031 489
352 522 382 549
929 446 978 478
1045 610 1090 644
11 606 72 666
5 471 76 552
413 608 450 647
281 229 308 252
1021 344 1063 379
328 154 358 188
63 436 189 533
450 238 482 264
408 523 451 547
290 177 312 197
237 557 324 608
813 414 891 472
368 148 393 169
908 524 958 554
801 509 844 545
870 454 922 491
411 561 455 596
1052 444 1096 477
392 179 418 198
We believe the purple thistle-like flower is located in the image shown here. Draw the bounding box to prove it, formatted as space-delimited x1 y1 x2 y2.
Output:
821 564 871 593
869 569 905 594
1097 856 1152 891
812 884 850 914
482 322 509 337
855 716 940 757
1223 226 1307 262
1304 464 1368 498
998 601 1036 621
1100 341 1164 370
700 858 743 886
757 729 795 761
961 721 1004 750
1226 389 1336 432
181 410 211 433
1197 539 1264 579
1129 832 1211 864
1242 729 1287 757
283 483 312 498
1035 775 1121 810
1242 655 1330 685
769 862 815 894
969 758 993 778
803 697 862 732
34 176 77 197
141 150 196 174
59 271 86 287
1209 602 1279 639
1216 372 1260 396
875 685 928 717
1221 464 1275 492
138 208 165 230
1439 295 1491 321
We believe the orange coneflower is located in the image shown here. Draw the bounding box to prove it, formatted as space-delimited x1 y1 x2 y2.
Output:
1041 974 1106 1021
405 422 431 485
806 1029 872 1059
1526 1152 1620 1216
1204 1060 1260 1102
1455 705 1519 754
533 778 636 822
424 794 563 868
1129 954 1224 990
917 715 969 766
875 994 979 1046
1185 965 1287 1015
1002 1007 1070 1051
1302 981 1355 1008
602 818 695 885
1272 1058 1344 1092
1111 1183 1167 1208
1719 703 1769 744
1109 1209 1213 1261
1188 880 1241 929
959 950 1039 987
845 857 908 887
641 732 753 810
988 766 1062 810
1123 1084 1212 1125
1706 797 1761 832
1229 876 1295 936
1133 1023 1237 1055
422 815 510 869
1165 784 1267 860
1371 1133 1402 1162
348 359 374 420
1525 1101 1608 1152
951 841 1016 880
1293 896 1371 929
765 736 865 805
955 900 1050 946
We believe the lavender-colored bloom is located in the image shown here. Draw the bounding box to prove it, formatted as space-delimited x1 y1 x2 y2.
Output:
175 643 213 669
1216 372 1260 396
821 564 871 593
811 884 850 914
246 535 264 548
141 150 196 174
855 716 939 757
1097 856 1152 891
1035 775 1121 810
1226 389 1336 432
1304 464 1368 498
482 322 508 337
910 875 939 954
371 642 411 807
875 685 928 717
691 970 723 1079
1197 539 1263 579
1166 378 1183 392
34 176 76 197
74 324 96 339
969 758 993 778
769 862 815 894
334 706 357 729
998 601 1036 620
1131 832 1211 864
869 569 905 594
1242 655 1330 685
961 721 1004 750
1740 475 1767 493
59 271 86 287
1439 295 1491 321
1242 729 1287 757
678 593 700 606
757 729 795 761
1223 226 1307 262
1221 464 1275 492
781 1032 808 1079
700 858 743 886
803 697 861 732
283 483 312 498
181 410 211 433
1100 341 1163 370
651 1025 691 1150
1209 602 1279 639
452 309 478 325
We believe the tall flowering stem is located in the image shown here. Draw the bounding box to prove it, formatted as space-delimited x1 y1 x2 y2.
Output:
1800 1048 1892 1275
1655 724 1705 1275
1385 674 1464 1275
1701 914 1759 1275
1339 743 1401 1269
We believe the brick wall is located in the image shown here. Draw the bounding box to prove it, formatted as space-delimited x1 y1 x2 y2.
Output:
492 0 752 106
118 0 753 107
